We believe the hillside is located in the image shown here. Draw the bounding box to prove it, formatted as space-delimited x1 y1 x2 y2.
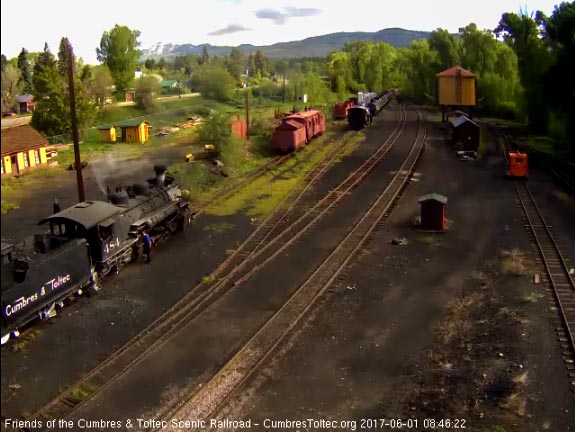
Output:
141 28 431 60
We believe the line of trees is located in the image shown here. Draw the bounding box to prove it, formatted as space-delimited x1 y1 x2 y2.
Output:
1 2 572 155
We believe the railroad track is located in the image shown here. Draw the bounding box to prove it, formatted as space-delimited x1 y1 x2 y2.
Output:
158 111 426 429
19 107 405 429
194 153 293 216
515 180 575 388
499 129 575 194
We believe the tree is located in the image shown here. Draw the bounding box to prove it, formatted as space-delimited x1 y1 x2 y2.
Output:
197 112 232 157
225 47 244 81
1 54 7 71
135 76 161 112
58 37 75 77
429 29 461 70
403 40 439 101
458 24 498 76
97 25 141 98
88 65 114 107
254 50 268 78
31 42 95 136
193 65 235 101
541 1 575 151
17 48 33 93
144 58 157 70
1 64 23 112
247 53 256 78
496 11 552 131
199 46 210 65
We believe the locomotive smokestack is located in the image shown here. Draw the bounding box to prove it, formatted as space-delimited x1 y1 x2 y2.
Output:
154 165 167 186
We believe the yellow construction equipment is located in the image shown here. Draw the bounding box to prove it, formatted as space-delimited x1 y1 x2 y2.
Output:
185 144 217 162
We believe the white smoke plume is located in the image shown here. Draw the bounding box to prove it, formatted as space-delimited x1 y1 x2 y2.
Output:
90 152 153 198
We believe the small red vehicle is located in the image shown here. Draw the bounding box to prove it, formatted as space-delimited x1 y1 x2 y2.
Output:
507 151 528 177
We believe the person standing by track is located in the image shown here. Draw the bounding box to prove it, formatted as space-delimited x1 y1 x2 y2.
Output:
142 230 152 263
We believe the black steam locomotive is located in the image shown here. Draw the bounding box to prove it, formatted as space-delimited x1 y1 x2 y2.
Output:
1 166 191 345
348 91 392 131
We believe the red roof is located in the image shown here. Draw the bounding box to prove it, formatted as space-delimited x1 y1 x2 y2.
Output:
1 124 48 156
277 120 304 130
285 109 324 120
436 65 475 78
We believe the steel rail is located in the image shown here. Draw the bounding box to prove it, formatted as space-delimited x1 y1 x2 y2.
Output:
19 109 402 429
514 180 575 382
158 112 426 429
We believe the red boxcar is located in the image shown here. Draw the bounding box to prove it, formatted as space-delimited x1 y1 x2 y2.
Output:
333 99 355 120
273 109 325 153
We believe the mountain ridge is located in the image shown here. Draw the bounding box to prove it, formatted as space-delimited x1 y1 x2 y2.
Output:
140 28 431 60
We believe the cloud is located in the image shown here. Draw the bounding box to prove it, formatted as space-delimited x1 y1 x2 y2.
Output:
208 23 251 36
255 7 321 24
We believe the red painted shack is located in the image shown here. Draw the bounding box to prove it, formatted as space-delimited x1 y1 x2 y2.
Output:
231 116 248 140
419 193 448 231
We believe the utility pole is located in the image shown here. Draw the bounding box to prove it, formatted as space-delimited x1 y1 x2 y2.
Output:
67 41 85 202
245 89 250 140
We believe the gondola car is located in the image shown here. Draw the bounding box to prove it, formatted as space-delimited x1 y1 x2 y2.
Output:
347 105 372 130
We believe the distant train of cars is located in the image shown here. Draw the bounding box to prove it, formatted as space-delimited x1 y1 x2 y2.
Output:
336 91 392 131
1 165 191 345
272 91 393 153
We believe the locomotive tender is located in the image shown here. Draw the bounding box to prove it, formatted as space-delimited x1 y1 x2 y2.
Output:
1 165 191 345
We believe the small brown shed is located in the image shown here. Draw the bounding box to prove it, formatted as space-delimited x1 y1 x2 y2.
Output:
419 193 448 232
449 115 480 152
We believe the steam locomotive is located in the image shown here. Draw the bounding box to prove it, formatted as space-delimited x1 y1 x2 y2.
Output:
1 165 191 345
347 91 391 131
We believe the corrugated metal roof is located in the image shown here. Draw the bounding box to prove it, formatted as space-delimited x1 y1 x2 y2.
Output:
436 65 475 78
1 124 48 156
419 193 448 204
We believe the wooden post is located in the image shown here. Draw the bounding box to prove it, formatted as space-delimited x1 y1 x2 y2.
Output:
245 90 250 139
67 41 85 202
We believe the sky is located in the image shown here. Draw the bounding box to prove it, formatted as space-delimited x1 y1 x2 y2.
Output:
1 0 562 65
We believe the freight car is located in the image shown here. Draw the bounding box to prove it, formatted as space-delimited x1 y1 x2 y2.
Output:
333 99 355 120
273 109 326 153
347 105 372 130
1 165 191 345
